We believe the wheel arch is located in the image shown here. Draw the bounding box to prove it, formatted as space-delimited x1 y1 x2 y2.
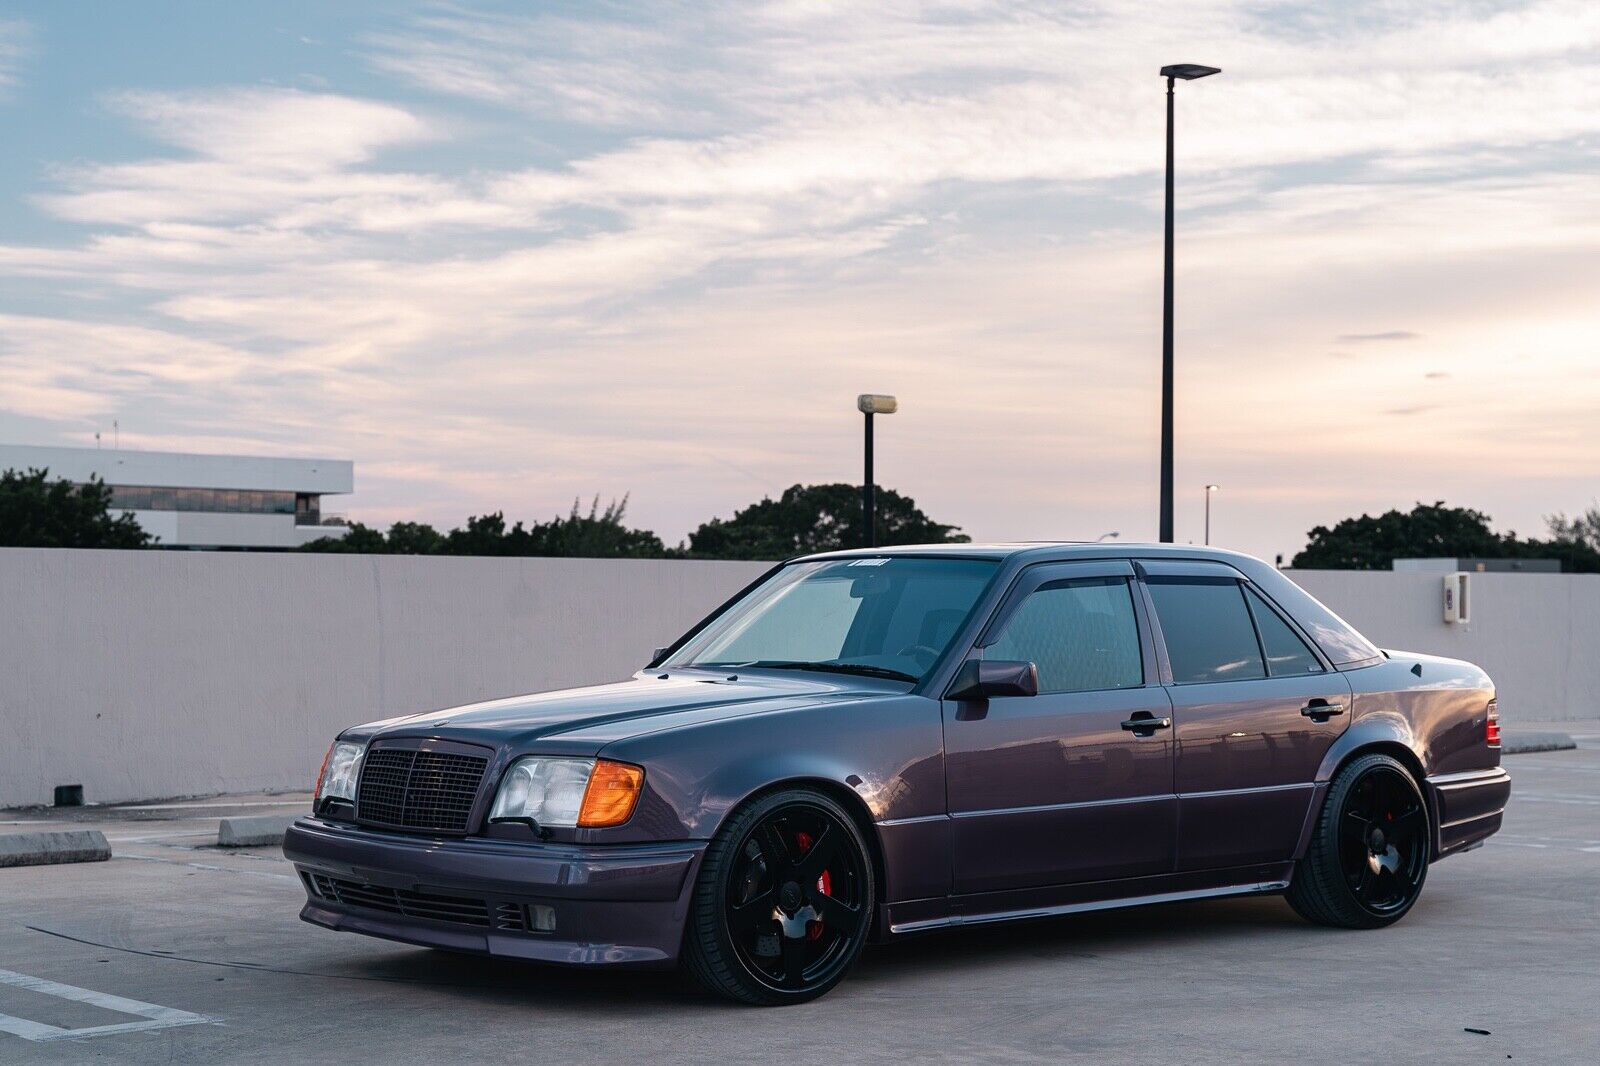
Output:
1295 736 1434 862
715 776 891 940
1314 710 1427 783
1329 740 1428 788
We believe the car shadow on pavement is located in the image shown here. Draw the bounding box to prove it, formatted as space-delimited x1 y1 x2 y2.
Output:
329 894 1306 1009
856 894 1305 978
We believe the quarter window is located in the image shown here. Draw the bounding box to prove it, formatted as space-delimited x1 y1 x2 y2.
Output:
1244 586 1325 676
1146 578 1266 684
986 577 1143 693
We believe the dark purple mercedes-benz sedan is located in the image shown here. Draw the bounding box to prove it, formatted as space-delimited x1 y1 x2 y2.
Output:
284 543 1510 1004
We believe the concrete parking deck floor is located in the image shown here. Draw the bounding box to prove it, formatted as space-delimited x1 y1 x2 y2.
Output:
3 741 1598 1065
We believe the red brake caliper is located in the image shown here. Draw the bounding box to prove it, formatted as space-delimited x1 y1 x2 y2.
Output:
793 831 831 941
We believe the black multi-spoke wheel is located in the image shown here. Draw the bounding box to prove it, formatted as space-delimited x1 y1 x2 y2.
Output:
1286 752 1430 928
685 789 874 1005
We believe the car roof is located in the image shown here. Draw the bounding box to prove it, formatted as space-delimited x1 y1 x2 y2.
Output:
797 541 1263 566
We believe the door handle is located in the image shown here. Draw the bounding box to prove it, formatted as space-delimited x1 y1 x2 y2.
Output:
1121 715 1172 733
1301 700 1345 721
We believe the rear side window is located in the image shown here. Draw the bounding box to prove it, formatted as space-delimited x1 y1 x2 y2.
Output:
1244 586 1325 676
1146 579 1265 684
987 577 1143 693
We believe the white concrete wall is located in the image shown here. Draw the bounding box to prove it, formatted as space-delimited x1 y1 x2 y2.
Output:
0 549 768 807
1288 569 1600 723
1 552 1591 807
128 510 352 549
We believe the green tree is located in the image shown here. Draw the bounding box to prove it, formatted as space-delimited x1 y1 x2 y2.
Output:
521 496 666 558
302 497 664 558
1292 502 1504 569
439 511 513 555
0 468 154 548
1540 504 1600 572
1547 505 1600 551
1292 501 1600 573
298 521 388 553
685 483 968 560
384 521 446 554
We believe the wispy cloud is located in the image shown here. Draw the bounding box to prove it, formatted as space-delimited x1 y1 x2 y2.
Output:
0 18 30 97
1337 331 1421 342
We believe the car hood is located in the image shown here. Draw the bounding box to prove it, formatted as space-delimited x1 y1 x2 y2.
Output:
342 669 900 753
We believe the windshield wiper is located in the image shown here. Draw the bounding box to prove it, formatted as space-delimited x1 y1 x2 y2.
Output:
730 660 918 683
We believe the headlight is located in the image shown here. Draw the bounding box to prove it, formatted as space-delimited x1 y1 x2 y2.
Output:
316 741 364 805
490 757 644 829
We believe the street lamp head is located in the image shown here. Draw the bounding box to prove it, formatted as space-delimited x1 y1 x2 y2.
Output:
1206 484 1219 492
857 394 898 415
1160 64 1221 81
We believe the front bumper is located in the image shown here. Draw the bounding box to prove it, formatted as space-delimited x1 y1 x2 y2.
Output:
284 817 706 968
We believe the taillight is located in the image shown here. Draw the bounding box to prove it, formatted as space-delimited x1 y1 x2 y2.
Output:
1486 700 1500 747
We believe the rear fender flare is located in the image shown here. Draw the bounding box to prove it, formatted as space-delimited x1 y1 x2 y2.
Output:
1314 710 1425 784
1293 712 1428 861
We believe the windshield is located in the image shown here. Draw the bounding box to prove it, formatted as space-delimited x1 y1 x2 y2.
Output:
663 556 999 682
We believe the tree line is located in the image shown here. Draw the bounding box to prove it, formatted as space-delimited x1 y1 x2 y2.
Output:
298 483 968 559
4 465 1597 569
0 470 968 558
1291 502 1600 573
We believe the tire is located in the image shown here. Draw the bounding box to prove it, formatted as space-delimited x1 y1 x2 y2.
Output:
684 788 875 1005
1286 752 1430 929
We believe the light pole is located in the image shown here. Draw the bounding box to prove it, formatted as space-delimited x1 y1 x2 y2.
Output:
857 394 898 547
1159 63 1220 543
1204 483 1219 545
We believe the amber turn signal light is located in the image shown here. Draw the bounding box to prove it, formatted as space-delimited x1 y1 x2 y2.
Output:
577 760 645 827
315 743 333 797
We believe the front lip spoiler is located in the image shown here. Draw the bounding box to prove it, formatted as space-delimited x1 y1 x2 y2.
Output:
285 817 709 969
297 901 678 967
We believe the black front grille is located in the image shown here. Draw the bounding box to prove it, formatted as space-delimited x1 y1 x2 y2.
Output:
356 745 488 833
305 873 490 927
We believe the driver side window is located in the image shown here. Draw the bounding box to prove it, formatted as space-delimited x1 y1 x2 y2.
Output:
987 577 1144 694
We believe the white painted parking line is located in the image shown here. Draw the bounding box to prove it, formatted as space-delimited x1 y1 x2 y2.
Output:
113 852 299 882
1511 792 1600 806
108 800 305 812
1511 762 1600 772
0 968 215 1043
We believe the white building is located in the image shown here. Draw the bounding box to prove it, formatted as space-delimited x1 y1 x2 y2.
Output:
0 443 353 549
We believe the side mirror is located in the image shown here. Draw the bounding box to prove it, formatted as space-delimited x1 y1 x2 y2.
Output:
946 659 1039 701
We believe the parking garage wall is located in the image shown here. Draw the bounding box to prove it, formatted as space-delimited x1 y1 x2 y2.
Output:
0 549 769 807
1 551 1592 806
1287 568 1600 726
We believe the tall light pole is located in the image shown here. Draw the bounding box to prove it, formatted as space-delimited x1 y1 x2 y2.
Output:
1159 63 1220 543
1204 484 1219 545
857 394 898 547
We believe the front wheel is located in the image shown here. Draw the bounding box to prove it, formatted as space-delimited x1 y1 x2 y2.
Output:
1286 752 1430 928
684 789 874 1005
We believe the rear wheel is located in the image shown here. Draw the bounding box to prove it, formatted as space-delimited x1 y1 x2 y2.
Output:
684 789 874 1005
1286 752 1430 928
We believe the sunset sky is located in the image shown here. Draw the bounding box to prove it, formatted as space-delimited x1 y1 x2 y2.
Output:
2 1 1597 560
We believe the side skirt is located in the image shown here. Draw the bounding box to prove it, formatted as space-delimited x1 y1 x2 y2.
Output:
887 863 1294 935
